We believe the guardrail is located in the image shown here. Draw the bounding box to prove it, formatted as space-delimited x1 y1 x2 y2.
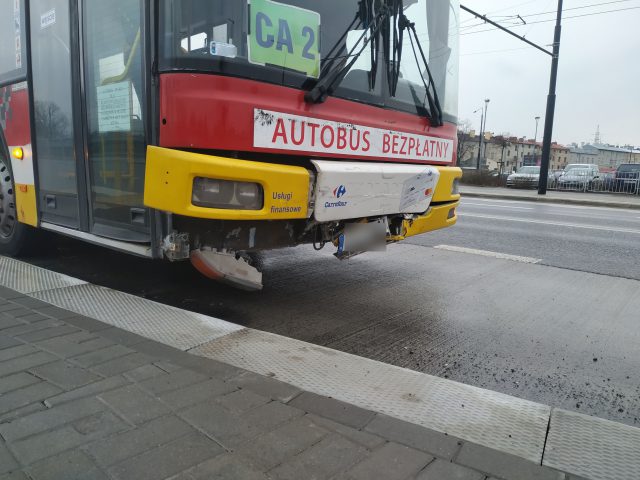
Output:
547 175 640 194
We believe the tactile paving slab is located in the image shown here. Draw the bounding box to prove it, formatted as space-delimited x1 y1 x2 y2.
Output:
192 329 551 462
0 256 86 293
31 283 243 351
543 408 640 480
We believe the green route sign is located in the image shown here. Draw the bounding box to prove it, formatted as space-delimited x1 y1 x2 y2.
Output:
248 0 321 78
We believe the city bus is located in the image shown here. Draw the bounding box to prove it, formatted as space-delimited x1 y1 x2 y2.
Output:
0 0 461 290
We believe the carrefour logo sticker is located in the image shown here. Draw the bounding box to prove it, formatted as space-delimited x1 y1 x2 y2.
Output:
333 185 347 198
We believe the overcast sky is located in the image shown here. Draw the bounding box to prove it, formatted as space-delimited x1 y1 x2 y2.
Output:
458 0 640 147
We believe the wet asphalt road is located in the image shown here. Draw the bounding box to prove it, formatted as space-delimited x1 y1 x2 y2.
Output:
412 198 640 280
23 197 640 426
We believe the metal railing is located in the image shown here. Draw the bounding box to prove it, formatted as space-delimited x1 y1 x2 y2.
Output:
461 169 640 195
547 171 639 195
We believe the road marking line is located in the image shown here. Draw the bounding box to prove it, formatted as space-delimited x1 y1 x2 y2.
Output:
540 210 640 222
462 196 639 213
462 203 639 223
459 213 640 235
433 245 541 264
464 202 534 210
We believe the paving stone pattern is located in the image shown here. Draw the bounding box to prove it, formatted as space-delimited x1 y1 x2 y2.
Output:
0 286 573 479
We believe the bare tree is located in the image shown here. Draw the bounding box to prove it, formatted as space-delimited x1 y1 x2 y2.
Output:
456 119 474 166
34 101 70 138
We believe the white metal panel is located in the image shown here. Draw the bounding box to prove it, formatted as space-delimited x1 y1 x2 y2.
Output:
312 160 440 221
253 109 454 164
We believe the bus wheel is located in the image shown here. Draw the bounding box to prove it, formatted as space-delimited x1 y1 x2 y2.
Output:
0 157 36 256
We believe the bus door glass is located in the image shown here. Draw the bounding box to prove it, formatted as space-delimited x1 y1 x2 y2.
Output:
82 0 148 242
30 0 80 228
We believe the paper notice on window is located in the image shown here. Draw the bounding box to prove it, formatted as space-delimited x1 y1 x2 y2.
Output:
97 81 131 133
40 9 55 29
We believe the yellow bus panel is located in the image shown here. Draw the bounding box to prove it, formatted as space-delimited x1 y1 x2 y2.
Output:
144 146 311 220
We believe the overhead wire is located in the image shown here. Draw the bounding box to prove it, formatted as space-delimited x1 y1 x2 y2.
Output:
460 5 640 36
460 0 639 32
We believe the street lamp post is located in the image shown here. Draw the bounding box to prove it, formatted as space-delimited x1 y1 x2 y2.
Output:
533 116 540 166
474 107 483 170
476 98 490 170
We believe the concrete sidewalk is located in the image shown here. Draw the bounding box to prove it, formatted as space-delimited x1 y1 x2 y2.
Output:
460 185 640 209
0 285 575 480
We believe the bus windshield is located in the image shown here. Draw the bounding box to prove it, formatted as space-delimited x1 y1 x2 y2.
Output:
159 0 459 122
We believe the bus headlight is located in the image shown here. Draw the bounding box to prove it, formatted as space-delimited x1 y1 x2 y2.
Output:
236 182 264 210
192 177 263 210
452 178 459 195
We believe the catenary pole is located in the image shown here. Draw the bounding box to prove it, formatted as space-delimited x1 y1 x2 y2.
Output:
538 0 563 194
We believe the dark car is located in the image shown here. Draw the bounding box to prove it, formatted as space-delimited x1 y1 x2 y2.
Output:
557 167 601 191
601 172 617 192
614 164 640 194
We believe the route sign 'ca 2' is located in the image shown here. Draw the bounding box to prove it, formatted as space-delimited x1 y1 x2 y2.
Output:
248 0 321 78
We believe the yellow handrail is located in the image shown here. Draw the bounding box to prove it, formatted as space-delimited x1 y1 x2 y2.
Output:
101 28 141 86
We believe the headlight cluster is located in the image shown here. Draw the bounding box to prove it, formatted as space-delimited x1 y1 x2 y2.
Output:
192 177 264 210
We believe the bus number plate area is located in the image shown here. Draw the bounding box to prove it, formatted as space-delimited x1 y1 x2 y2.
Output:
312 160 440 222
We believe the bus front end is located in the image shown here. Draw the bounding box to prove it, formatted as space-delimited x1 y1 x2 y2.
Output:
145 0 461 290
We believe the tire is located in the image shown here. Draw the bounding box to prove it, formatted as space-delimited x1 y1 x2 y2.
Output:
0 155 37 257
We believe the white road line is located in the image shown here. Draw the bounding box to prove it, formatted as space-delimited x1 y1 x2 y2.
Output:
463 203 640 223
540 210 640 223
433 245 541 264
464 202 534 210
459 212 640 235
462 196 639 213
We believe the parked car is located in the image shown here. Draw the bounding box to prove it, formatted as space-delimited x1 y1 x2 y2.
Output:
601 172 617 192
613 164 640 194
563 164 600 176
557 167 601 191
506 166 541 188
547 170 564 188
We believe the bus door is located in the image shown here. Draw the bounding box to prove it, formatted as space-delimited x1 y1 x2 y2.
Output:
30 0 81 229
81 0 149 242
30 0 149 242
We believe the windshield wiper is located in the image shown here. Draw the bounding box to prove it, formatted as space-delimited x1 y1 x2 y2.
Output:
305 1 391 104
305 0 444 128
391 11 443 126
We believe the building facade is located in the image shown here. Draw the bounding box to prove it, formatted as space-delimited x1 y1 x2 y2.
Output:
458 129 640 172
550 143 570 171
568 144 640 170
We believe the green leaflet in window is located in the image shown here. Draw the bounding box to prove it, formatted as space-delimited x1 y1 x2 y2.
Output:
248 0 320 78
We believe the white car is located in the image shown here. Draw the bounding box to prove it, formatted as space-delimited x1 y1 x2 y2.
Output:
506 166 540 188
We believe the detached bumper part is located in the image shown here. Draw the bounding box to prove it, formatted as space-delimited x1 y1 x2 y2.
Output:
191 249 263 291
